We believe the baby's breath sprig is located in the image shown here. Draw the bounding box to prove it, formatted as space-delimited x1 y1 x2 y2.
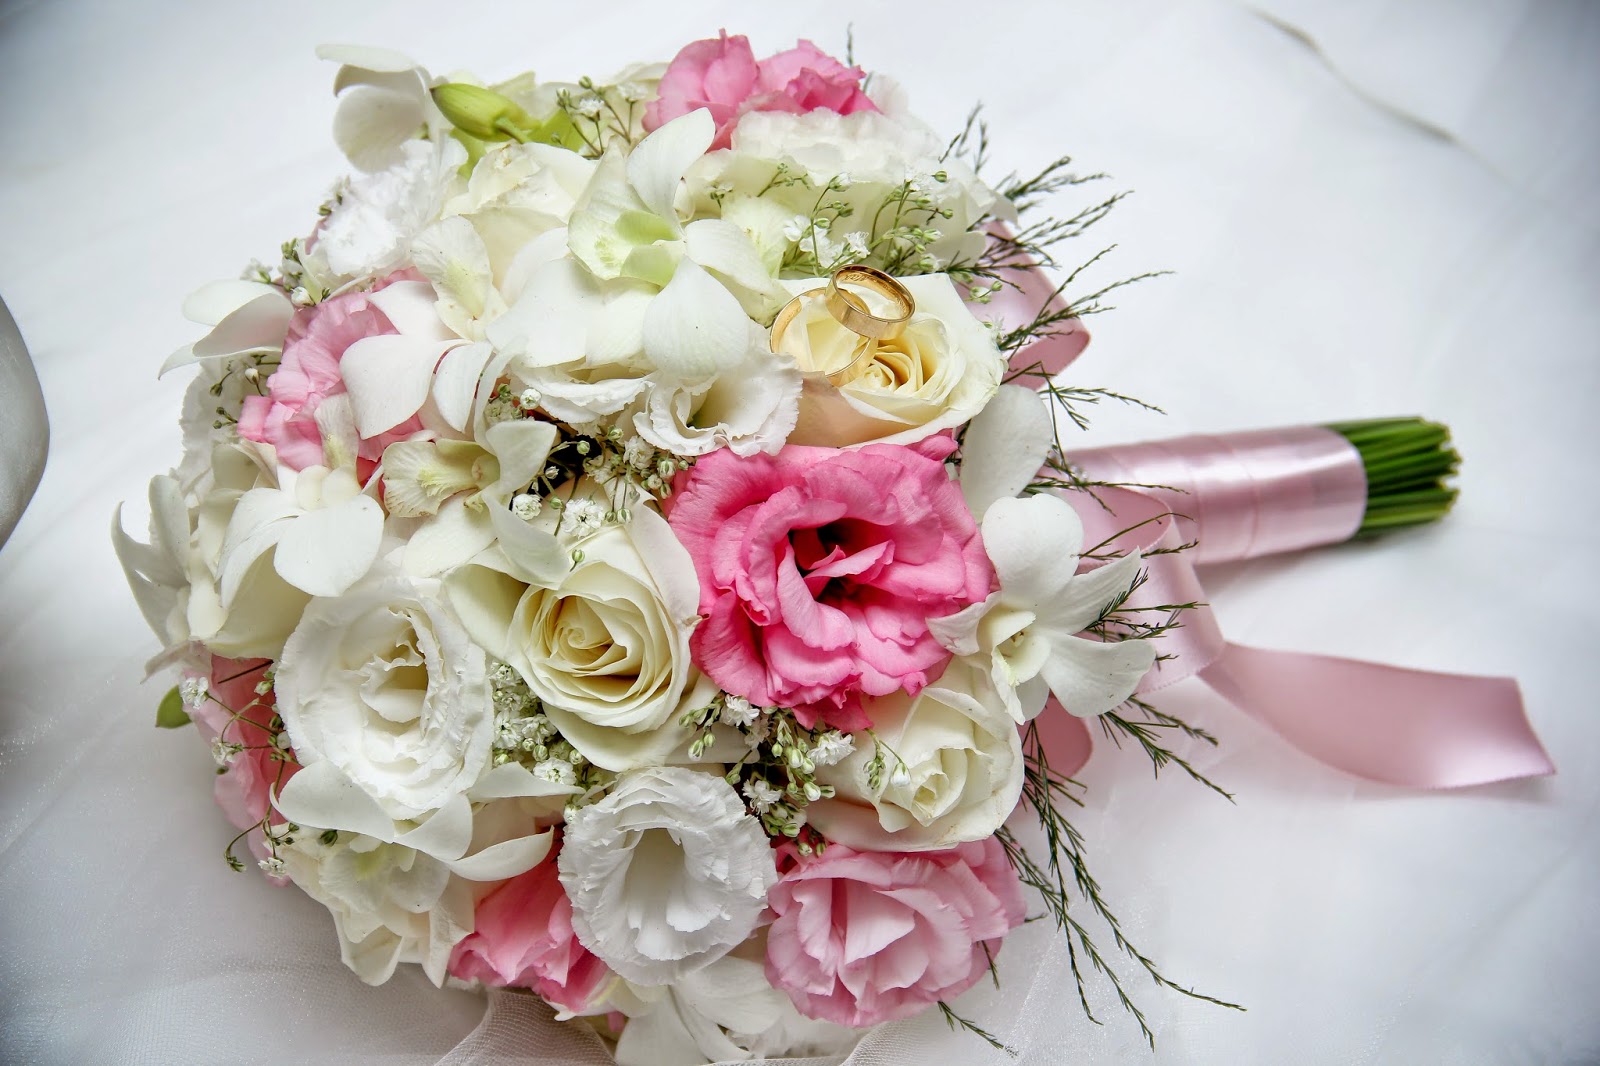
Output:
488 662 610 795
201 662 303 877
716 707 855 850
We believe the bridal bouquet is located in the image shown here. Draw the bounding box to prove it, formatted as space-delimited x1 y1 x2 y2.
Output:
115 30 1548 1066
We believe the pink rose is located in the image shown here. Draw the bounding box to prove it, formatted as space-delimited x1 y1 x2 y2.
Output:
667 437 992 732
645 32 877 149
188 656 299 874
764 839 1026 1027
448 851 612 1014
239 270 426 471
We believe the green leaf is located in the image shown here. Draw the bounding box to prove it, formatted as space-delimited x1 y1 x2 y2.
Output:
156 686 192 729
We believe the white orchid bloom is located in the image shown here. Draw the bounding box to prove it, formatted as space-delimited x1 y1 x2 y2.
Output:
335 277 495 442
317 44 439 173
564 108 787 379
933 384 1156 721
159 279 294 377
216 449 385 602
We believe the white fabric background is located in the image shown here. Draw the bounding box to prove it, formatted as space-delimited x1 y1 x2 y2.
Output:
2 1 1596 1062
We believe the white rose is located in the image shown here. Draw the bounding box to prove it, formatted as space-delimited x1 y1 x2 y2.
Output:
558 767 777 986
275 574 494 819
809 659 1024 851
774 273 1006 448
444 501 702 771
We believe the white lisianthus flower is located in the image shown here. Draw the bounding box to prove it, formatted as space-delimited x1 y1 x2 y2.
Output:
275 574 494 819
305 138 468 289
809 659 1023 851
443 499 703 770
612 953 860 1066
630 344 801 457
558 767 777 986
773 273 1006 449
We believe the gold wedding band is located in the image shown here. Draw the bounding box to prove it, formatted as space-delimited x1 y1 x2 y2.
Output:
769 265 917 386
826 265 913 342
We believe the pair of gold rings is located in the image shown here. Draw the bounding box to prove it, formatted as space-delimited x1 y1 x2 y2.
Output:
770 265 915 386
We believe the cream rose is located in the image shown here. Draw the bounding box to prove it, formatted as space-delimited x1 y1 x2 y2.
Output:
809 659 1023 851
443 501 702 771
773 273 1005 448
275 574 494 820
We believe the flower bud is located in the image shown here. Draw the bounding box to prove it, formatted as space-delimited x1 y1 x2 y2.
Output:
431 83 536 141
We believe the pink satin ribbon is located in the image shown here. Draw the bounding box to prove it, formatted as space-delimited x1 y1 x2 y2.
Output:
978 228 1092 377
1077 489 1553 787
1069 426 1369 564
988 257 1555 787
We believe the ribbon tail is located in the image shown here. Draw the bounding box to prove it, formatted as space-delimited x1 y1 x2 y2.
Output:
1200 643 1555 789
1030 697 1095 779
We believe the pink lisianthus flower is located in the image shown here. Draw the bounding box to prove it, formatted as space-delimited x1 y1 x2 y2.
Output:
666 437 992 732
645 32 878 149
238 270 427 471
764 839 1025 1028
448 850 613 1014
187 655 299 877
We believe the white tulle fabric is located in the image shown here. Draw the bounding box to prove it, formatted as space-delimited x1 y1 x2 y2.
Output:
3 2 1598 1064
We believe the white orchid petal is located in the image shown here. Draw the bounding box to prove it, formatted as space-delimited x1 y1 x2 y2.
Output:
501 227 572 303
489 504 571 585
160 292 294 376
643 259 751 380
333 83 428 173
1038 635 1157 718
393 793 474 862
365 280 452 340
339 334 455 436
1049 549 1148 635
627 108 714 220
486 258 594 367
411 216 494 319
181 279 282 326
274 761 397 840
402 495 496 577
484 418 559 495
981 493 1085 611
684 218 784 318
468 763 582 802
447 830 554 882
927 596 996 657
962 384 1056 517
272 496 383 597
317 43 422 77
432 341 493 432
